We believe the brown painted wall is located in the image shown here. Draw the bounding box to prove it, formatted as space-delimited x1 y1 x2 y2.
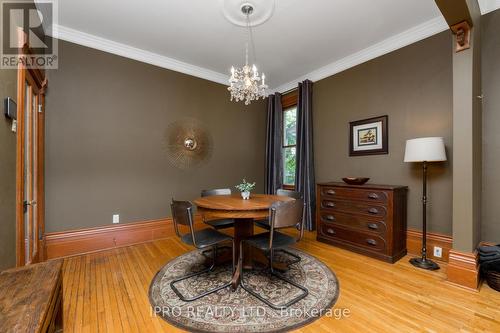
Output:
0 69 17 270
45 40 266 232
314 32 453 235
482 9 500 243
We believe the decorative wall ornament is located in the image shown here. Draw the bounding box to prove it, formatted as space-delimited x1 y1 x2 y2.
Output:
451 21 471 52
164 118 213 169
349 115 388 156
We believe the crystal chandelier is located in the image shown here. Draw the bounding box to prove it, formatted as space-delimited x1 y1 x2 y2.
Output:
228 5 268 105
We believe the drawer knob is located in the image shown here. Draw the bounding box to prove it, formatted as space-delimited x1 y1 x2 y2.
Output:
326 228 336 235
367 208 379 214
367 193 379 199
366 239 377 246
367 223 379 230
325 202 335 208
325 215 336 221
326 189 336 195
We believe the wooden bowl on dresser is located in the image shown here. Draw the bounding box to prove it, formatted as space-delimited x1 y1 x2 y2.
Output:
342 177 370 185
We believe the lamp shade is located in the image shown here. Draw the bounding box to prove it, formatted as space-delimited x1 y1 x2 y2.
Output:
404 137 447 162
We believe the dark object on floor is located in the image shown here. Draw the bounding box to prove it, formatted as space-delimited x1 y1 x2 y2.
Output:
342 177 370 185
478 245 500 263
481 259 500 292
478 244 500 292
480 254 500 263
410 257 439 270
149 248 339 333
0 260 63 332
170 199 234 301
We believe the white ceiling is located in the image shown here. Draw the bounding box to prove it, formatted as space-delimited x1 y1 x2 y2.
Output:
45 0 500 92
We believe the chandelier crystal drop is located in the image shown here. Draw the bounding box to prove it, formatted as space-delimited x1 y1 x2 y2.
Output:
228 5 268 105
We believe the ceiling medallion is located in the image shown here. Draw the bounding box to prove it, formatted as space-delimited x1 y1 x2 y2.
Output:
226 3 270 105
221 0 275 27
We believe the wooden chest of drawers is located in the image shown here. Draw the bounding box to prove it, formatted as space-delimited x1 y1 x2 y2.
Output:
316 182 408 263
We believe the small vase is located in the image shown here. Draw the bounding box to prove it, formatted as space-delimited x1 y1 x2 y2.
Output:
241 191 250 200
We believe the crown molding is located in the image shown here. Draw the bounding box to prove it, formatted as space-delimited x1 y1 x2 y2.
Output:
479 0 500 14
271 16 449 93
49 24 229 86
42 2 499 94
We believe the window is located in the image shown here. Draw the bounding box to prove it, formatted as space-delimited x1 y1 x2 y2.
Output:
282 91 298 188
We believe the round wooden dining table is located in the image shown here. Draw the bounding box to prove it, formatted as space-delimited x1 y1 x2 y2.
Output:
193 193 294 290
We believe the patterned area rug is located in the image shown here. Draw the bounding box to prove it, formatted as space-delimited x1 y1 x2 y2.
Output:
149 248 340 333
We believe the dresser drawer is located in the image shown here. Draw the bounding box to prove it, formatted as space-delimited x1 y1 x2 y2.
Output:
320 186 389 203
319 211 387 234
319 224 386 252
320 199 387 219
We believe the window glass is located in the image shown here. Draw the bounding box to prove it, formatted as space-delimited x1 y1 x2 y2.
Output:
283 147 296 186
283 107 297 146
282 106 297 186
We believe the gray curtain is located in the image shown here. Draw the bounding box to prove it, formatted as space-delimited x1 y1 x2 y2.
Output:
295 80 316 231
265 93 283 194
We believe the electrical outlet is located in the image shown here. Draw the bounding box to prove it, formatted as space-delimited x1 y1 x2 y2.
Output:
433 246 442 258
112 214 120 224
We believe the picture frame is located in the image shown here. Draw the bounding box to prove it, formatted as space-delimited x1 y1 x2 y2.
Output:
349 115 388 156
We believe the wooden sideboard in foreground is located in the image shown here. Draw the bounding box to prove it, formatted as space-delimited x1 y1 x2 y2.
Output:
0 260 63 332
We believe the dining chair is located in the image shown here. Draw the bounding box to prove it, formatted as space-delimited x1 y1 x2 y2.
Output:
254 189 302 265
200 188 235 257
201 188 235 229
170 199 235 302
239 199 308 310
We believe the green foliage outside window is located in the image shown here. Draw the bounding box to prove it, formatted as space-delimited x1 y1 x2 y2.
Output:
283 107 297 185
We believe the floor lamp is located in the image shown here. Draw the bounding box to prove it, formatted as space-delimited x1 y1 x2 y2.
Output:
404 137 447 270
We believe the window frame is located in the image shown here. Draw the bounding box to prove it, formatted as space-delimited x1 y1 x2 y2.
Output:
281 90 298 190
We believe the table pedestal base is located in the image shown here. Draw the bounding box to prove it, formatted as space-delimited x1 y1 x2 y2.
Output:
200 219 289 290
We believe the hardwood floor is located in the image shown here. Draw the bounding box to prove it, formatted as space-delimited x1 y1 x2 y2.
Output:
61 232 500 332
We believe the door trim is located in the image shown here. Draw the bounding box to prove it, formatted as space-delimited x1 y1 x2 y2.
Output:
15 40 47 266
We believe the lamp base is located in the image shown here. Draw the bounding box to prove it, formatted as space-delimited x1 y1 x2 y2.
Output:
409 257 440 270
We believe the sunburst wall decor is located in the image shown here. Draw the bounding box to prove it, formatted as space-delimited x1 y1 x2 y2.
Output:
164 118 213 170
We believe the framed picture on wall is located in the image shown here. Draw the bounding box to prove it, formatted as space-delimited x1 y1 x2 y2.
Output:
349 115 388 156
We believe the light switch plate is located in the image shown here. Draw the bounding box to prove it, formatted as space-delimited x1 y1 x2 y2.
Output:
113 214 120 224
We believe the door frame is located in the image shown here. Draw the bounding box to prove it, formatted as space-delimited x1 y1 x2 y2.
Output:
15 40 47 266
